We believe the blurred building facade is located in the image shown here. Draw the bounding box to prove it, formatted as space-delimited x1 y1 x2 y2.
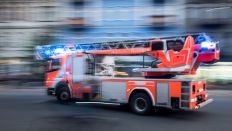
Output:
0 0 231 82
0 0 63 81
185 0 232 61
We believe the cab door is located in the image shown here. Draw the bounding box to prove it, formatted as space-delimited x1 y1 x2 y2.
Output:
72 55 87 83
45 58 61 88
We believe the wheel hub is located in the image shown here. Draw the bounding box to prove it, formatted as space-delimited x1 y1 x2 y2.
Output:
60 92 69 101
135 98 147 112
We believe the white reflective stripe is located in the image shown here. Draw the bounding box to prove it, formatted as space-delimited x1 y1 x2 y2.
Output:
165 50 170 62
190 51 199 71
75 102 121 105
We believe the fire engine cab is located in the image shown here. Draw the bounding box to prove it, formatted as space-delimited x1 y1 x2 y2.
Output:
35 33 219 115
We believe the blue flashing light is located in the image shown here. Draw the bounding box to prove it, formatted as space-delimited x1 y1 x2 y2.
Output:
35 43 95 60
195 33 219 52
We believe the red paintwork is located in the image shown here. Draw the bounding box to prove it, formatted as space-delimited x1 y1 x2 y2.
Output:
197 51 220 63
43 34 215 111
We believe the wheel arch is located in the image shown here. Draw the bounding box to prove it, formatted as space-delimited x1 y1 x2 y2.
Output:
54 81 71 95
128 88 155 106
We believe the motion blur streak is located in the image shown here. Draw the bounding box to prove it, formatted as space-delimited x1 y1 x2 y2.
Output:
0 0 231 86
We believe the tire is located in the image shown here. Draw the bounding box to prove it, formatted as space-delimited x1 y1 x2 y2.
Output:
56 86 71 103
130 93 152 115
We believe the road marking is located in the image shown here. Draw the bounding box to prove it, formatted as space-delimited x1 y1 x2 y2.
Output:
206 7 231 12
75 101 121 105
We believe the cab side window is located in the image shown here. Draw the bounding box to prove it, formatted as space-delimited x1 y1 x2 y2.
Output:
167 40 184 52
151 41 164 50
50 59 60 72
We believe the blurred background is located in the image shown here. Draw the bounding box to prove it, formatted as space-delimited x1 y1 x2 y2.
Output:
0 0 231 87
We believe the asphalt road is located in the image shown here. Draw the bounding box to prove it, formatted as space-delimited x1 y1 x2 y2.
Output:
0 87 232 131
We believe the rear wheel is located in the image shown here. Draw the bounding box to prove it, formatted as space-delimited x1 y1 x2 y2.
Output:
56 86 71 103
130 93 152 115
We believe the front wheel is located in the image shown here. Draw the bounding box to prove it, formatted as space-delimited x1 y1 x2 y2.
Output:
56 86 71 103
130 93 152 115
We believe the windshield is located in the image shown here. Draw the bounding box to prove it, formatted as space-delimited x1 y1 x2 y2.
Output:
48 58 61 72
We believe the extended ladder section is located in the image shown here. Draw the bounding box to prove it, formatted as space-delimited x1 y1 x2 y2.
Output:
35 33 219 77
35 34 198 60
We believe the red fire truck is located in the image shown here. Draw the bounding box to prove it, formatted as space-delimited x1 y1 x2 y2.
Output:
36 33 219 115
